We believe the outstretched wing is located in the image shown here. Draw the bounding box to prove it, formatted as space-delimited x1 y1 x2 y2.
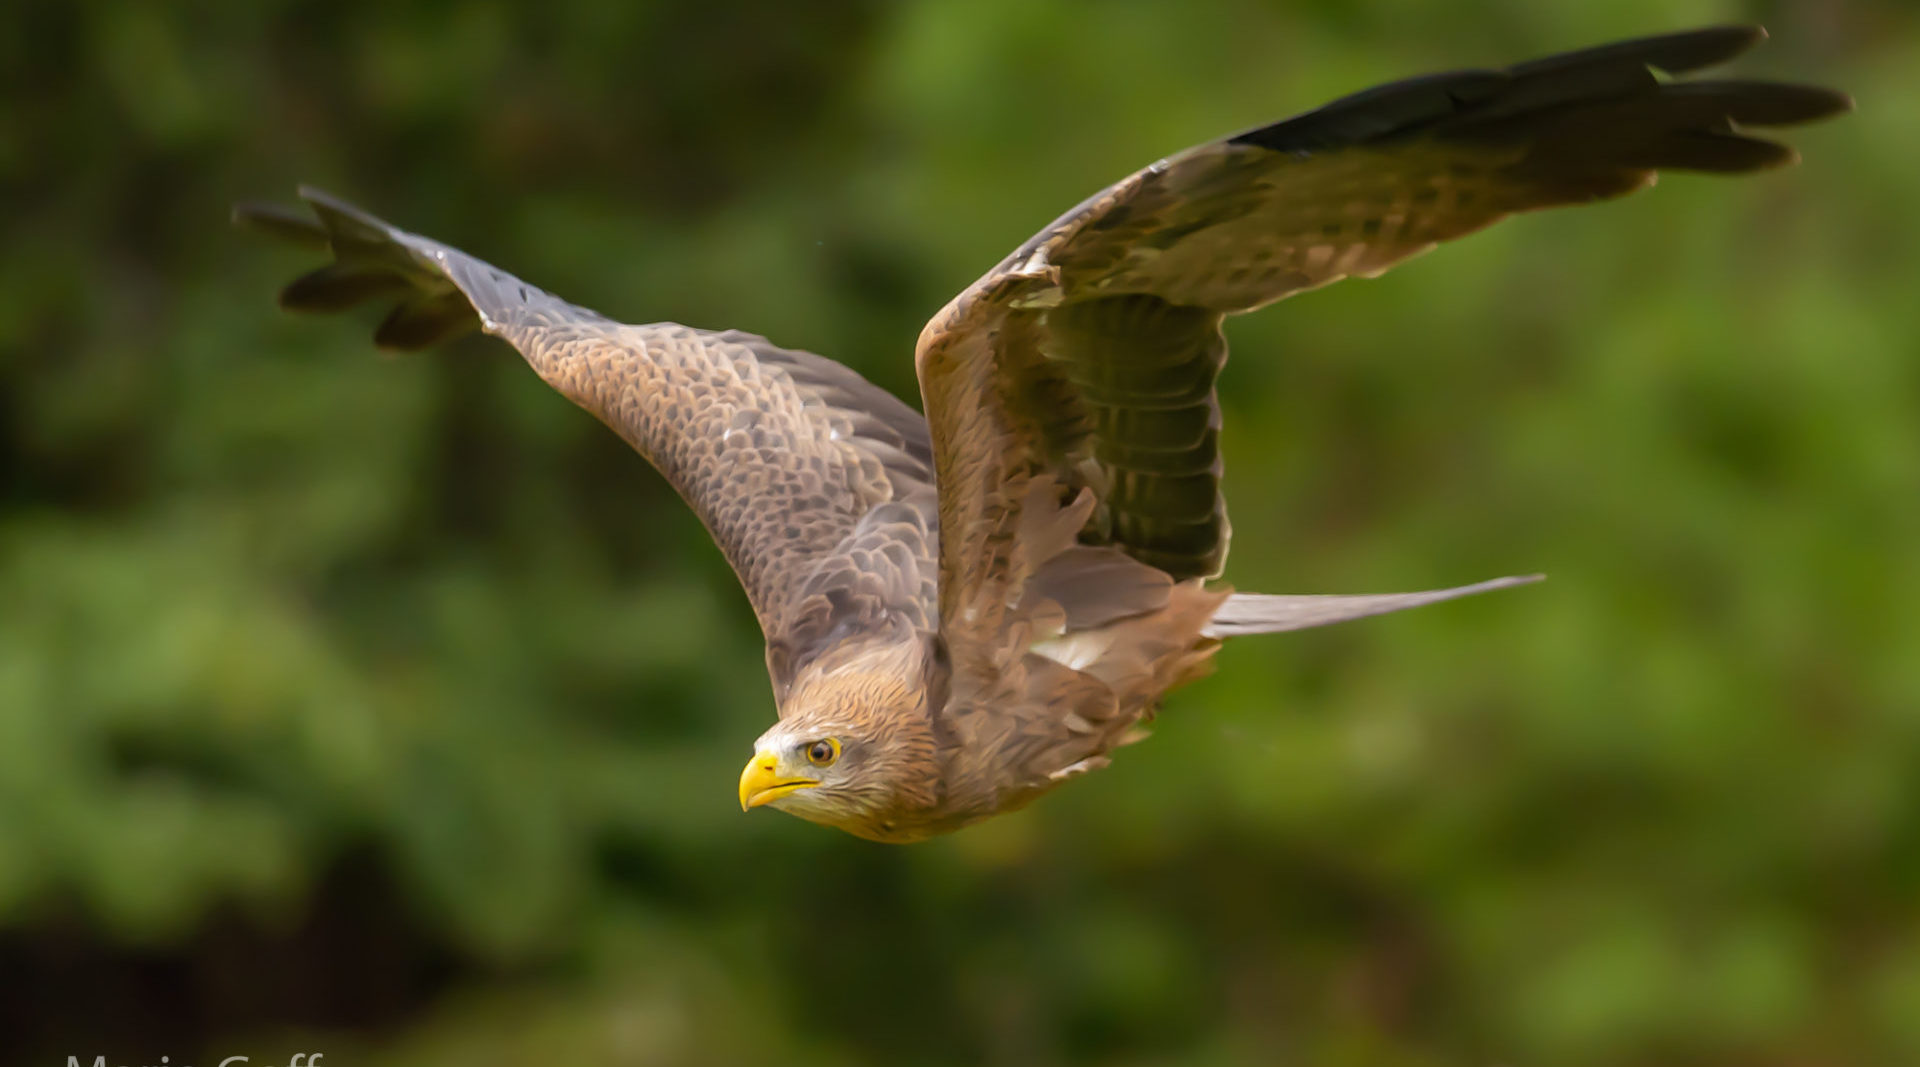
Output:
237 188 938 702
915 25 1847 650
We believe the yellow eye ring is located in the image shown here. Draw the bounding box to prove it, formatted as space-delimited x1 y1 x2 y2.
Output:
805 738 840 766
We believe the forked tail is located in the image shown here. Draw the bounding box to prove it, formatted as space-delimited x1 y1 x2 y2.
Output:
1202 575 1543 639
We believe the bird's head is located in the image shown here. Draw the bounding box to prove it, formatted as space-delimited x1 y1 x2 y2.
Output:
738 643 942 841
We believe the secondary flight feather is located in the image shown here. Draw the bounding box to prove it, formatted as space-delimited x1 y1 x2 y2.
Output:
237 26 1847 842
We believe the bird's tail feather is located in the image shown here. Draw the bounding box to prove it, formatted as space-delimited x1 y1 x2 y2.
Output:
1202 575 1541 639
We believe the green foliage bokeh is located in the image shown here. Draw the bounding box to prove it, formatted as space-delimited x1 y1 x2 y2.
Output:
2 1 1915 1064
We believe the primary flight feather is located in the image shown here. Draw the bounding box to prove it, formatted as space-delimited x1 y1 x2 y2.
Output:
237 26 1847 842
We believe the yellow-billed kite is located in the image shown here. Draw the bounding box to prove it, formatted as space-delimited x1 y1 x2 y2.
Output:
238 27 1847 841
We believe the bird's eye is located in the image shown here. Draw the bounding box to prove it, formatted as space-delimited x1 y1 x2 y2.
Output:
805 738 840 766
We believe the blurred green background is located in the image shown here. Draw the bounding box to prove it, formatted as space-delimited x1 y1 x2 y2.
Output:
2 0 1914 1064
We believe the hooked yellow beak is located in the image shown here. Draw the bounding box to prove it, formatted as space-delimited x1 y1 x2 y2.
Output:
738 750 819 811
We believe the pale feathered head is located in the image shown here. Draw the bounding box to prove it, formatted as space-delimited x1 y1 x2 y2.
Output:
738 642 940 842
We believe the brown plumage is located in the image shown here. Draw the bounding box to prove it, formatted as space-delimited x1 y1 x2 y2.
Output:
236 26 1848 842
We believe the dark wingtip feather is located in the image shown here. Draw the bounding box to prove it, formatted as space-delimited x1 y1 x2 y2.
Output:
240 188 491 351
297 184 372 219
232 200 329 249
1642 132 1798 173
1670 80 1855 126
1225 24 1845 162
1510 24 1764 78
296 185 406 250
374 291 479 350
278 263 414 313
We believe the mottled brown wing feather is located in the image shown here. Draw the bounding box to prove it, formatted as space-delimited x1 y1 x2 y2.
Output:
237 189 938 702
917 25 1847 628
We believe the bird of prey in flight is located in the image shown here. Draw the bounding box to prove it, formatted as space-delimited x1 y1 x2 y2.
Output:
237 26 1846 842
